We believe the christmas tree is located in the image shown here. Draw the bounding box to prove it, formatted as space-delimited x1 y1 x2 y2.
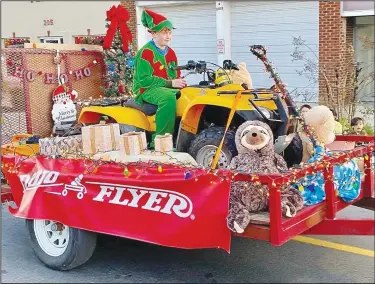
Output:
102 5 134 97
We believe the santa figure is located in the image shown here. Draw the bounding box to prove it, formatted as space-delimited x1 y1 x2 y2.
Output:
51 84 78 125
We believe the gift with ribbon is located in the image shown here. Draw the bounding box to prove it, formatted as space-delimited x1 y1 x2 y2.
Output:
39 135 83 156
82 123 120 154
103 4 133 53
119 132 147 155
154 133 173 153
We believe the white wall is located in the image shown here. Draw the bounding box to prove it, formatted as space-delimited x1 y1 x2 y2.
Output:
137 1 196 7
1 1 120 48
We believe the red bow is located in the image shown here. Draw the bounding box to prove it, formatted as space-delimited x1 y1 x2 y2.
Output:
103 5 133 53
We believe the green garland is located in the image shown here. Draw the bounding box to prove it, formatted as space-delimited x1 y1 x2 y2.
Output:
249 45 299 117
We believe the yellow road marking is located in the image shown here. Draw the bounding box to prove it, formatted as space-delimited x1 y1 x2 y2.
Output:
293 236 375 257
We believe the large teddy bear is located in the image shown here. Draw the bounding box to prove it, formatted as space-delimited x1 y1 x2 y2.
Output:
227 120 304 233
291 105 362 205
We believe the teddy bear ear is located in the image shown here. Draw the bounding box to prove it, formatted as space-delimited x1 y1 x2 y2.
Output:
238 62 246 69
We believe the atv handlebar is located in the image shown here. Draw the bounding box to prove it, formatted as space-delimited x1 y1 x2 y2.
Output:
171 60 239 73
171 60 207 73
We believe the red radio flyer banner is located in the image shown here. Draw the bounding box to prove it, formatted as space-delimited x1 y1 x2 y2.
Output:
2 155 232 252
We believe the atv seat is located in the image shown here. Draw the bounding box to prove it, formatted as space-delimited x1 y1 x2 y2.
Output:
122 92 181 116
123 98 158 116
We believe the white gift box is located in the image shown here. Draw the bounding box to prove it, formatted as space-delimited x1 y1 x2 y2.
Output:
82 123 120 154
124 131 147 150
119 132 147 155
154 133 173 153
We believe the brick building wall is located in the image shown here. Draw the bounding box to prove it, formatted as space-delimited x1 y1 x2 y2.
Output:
318 1 355 106
121 0 137 50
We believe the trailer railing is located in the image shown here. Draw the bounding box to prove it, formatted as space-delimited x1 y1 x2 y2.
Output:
233 135 374 245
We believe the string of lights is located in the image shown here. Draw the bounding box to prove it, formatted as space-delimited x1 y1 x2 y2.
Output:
2 131 373 192
74 95 130 107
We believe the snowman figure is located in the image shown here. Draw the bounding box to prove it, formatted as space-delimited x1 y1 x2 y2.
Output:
51 85 78 136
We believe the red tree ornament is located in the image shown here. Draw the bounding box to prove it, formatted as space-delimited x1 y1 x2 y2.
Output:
118 83 126 94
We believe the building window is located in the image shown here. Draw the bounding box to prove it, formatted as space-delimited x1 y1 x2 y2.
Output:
354 16 374 102
73 35 105 45
2 37 30 48
39 36 64 44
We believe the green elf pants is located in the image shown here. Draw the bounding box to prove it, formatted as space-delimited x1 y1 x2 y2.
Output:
142 87 178 148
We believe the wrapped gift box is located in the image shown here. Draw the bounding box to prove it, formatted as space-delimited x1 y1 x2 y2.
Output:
155 133 173 153
119 132 147 155
125 131 147 150
82 123 120 154
39 135 82 156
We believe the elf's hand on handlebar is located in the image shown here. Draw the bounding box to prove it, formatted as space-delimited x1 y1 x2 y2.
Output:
172 78 187 88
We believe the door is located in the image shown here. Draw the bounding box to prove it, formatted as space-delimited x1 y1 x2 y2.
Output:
231 1 319 103
144 2 217 85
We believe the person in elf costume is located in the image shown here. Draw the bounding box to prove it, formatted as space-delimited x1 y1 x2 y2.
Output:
133 9 187 148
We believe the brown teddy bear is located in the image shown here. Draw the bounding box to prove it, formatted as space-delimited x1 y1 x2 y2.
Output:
227 120 304 233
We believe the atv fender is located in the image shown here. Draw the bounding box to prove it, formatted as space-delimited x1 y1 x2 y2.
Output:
180 96 247 134
180 94 278 134
78 106 153 131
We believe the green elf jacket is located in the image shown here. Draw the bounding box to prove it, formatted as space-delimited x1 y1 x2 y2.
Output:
133 41 181 104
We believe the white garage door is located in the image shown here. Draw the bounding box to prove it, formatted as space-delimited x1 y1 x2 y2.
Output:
145 2 217 85
231 1 319 103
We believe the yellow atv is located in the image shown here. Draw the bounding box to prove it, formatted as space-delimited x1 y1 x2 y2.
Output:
78 46 297 168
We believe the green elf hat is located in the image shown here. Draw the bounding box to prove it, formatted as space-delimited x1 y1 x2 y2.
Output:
141 9 174 32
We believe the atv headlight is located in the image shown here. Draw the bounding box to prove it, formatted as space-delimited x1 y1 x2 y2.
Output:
258 107 272 119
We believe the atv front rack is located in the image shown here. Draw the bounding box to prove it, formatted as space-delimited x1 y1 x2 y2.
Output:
217 89 289 136
233 135 374 245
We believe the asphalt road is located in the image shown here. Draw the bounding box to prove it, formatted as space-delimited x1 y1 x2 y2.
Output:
1 205 374 283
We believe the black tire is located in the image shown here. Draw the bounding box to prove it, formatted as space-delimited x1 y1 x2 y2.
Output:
26 219 97 271
188 126 237 168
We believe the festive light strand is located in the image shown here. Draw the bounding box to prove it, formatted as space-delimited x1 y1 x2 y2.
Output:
2 126 373 193
74 94 130 107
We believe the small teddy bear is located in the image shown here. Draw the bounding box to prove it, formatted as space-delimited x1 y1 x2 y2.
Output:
227 120 304 234
230 62 253 89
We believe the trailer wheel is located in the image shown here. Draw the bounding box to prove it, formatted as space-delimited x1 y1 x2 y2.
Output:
26 219 97 271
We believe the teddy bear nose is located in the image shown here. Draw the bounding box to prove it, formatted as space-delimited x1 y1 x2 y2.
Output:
252 133 257 137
